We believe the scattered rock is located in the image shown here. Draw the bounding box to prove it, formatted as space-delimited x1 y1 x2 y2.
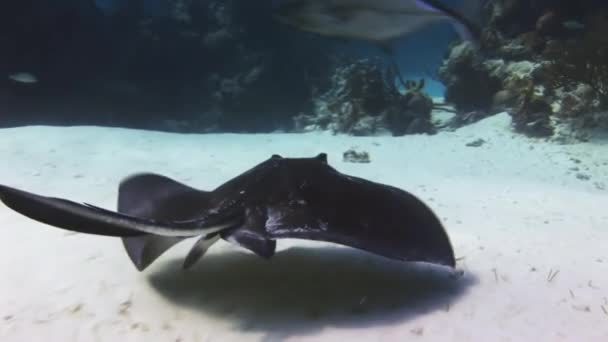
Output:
119 298 132 315
572 305 591 312
410 327 424 336
68 303 83 314
466 138 487 147
343 149 371 163
576 173 591 181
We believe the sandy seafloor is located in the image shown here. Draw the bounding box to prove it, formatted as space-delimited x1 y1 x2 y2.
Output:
0 112 607 342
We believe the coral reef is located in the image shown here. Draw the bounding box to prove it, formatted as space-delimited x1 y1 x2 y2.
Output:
0 0 331 132
510 83 554 137
438 0 608 138
5 0 606 138
438 41 502 114
196 0 334 132
0 0 439 136
387 78 435 136
294 58 435 136
544 15 608 126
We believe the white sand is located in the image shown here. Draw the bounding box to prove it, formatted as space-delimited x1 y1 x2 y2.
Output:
0 113 607 342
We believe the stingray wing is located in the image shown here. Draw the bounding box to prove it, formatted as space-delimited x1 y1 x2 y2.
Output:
263 171 455 267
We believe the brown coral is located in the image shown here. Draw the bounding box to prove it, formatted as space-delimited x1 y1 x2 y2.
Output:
294 58 435 136
545 14 608 108
510 83 554 137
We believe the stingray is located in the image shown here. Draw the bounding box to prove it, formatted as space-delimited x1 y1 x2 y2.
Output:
0 153 455 271
272 0 482 45
272 0 482 95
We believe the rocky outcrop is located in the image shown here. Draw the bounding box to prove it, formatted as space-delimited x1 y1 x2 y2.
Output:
438 0 608 138
294 59 435 136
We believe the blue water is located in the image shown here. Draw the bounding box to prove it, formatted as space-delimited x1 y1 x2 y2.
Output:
340 23 456 97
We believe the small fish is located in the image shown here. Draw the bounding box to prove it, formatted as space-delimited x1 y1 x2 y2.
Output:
272 0 482 45
562 20 585 31
8 72 38 84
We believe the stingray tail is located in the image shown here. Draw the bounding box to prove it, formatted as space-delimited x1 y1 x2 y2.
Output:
0 183 236 237
0 185 143 237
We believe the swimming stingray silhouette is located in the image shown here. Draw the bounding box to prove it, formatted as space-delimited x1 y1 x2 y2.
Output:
0 153 455 271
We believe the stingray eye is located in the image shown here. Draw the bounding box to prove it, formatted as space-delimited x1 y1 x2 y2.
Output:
271 154 283 159
316 153 328 163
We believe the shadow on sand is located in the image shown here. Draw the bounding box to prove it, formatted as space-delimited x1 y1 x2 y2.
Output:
148 246 477 340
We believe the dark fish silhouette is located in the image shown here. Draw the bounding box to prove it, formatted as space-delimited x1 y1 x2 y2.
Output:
272 0 482 45
0 154 455 271
272 0 482 91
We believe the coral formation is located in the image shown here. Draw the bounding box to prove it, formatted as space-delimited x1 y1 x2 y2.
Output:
387 78 435 136
438 0 608 138
295 58 435 136
438 41 502 114
0 0 331 132
545 15 608 125
4 0 607 138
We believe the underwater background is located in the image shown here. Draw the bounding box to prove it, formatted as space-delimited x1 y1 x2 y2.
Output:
1 1 608 341
1 0 461 133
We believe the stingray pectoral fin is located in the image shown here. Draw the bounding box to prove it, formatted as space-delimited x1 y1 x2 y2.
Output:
0 185 141 237
117 173 211 219
264 176 456 268
122 235 186 271
182 234 221 270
